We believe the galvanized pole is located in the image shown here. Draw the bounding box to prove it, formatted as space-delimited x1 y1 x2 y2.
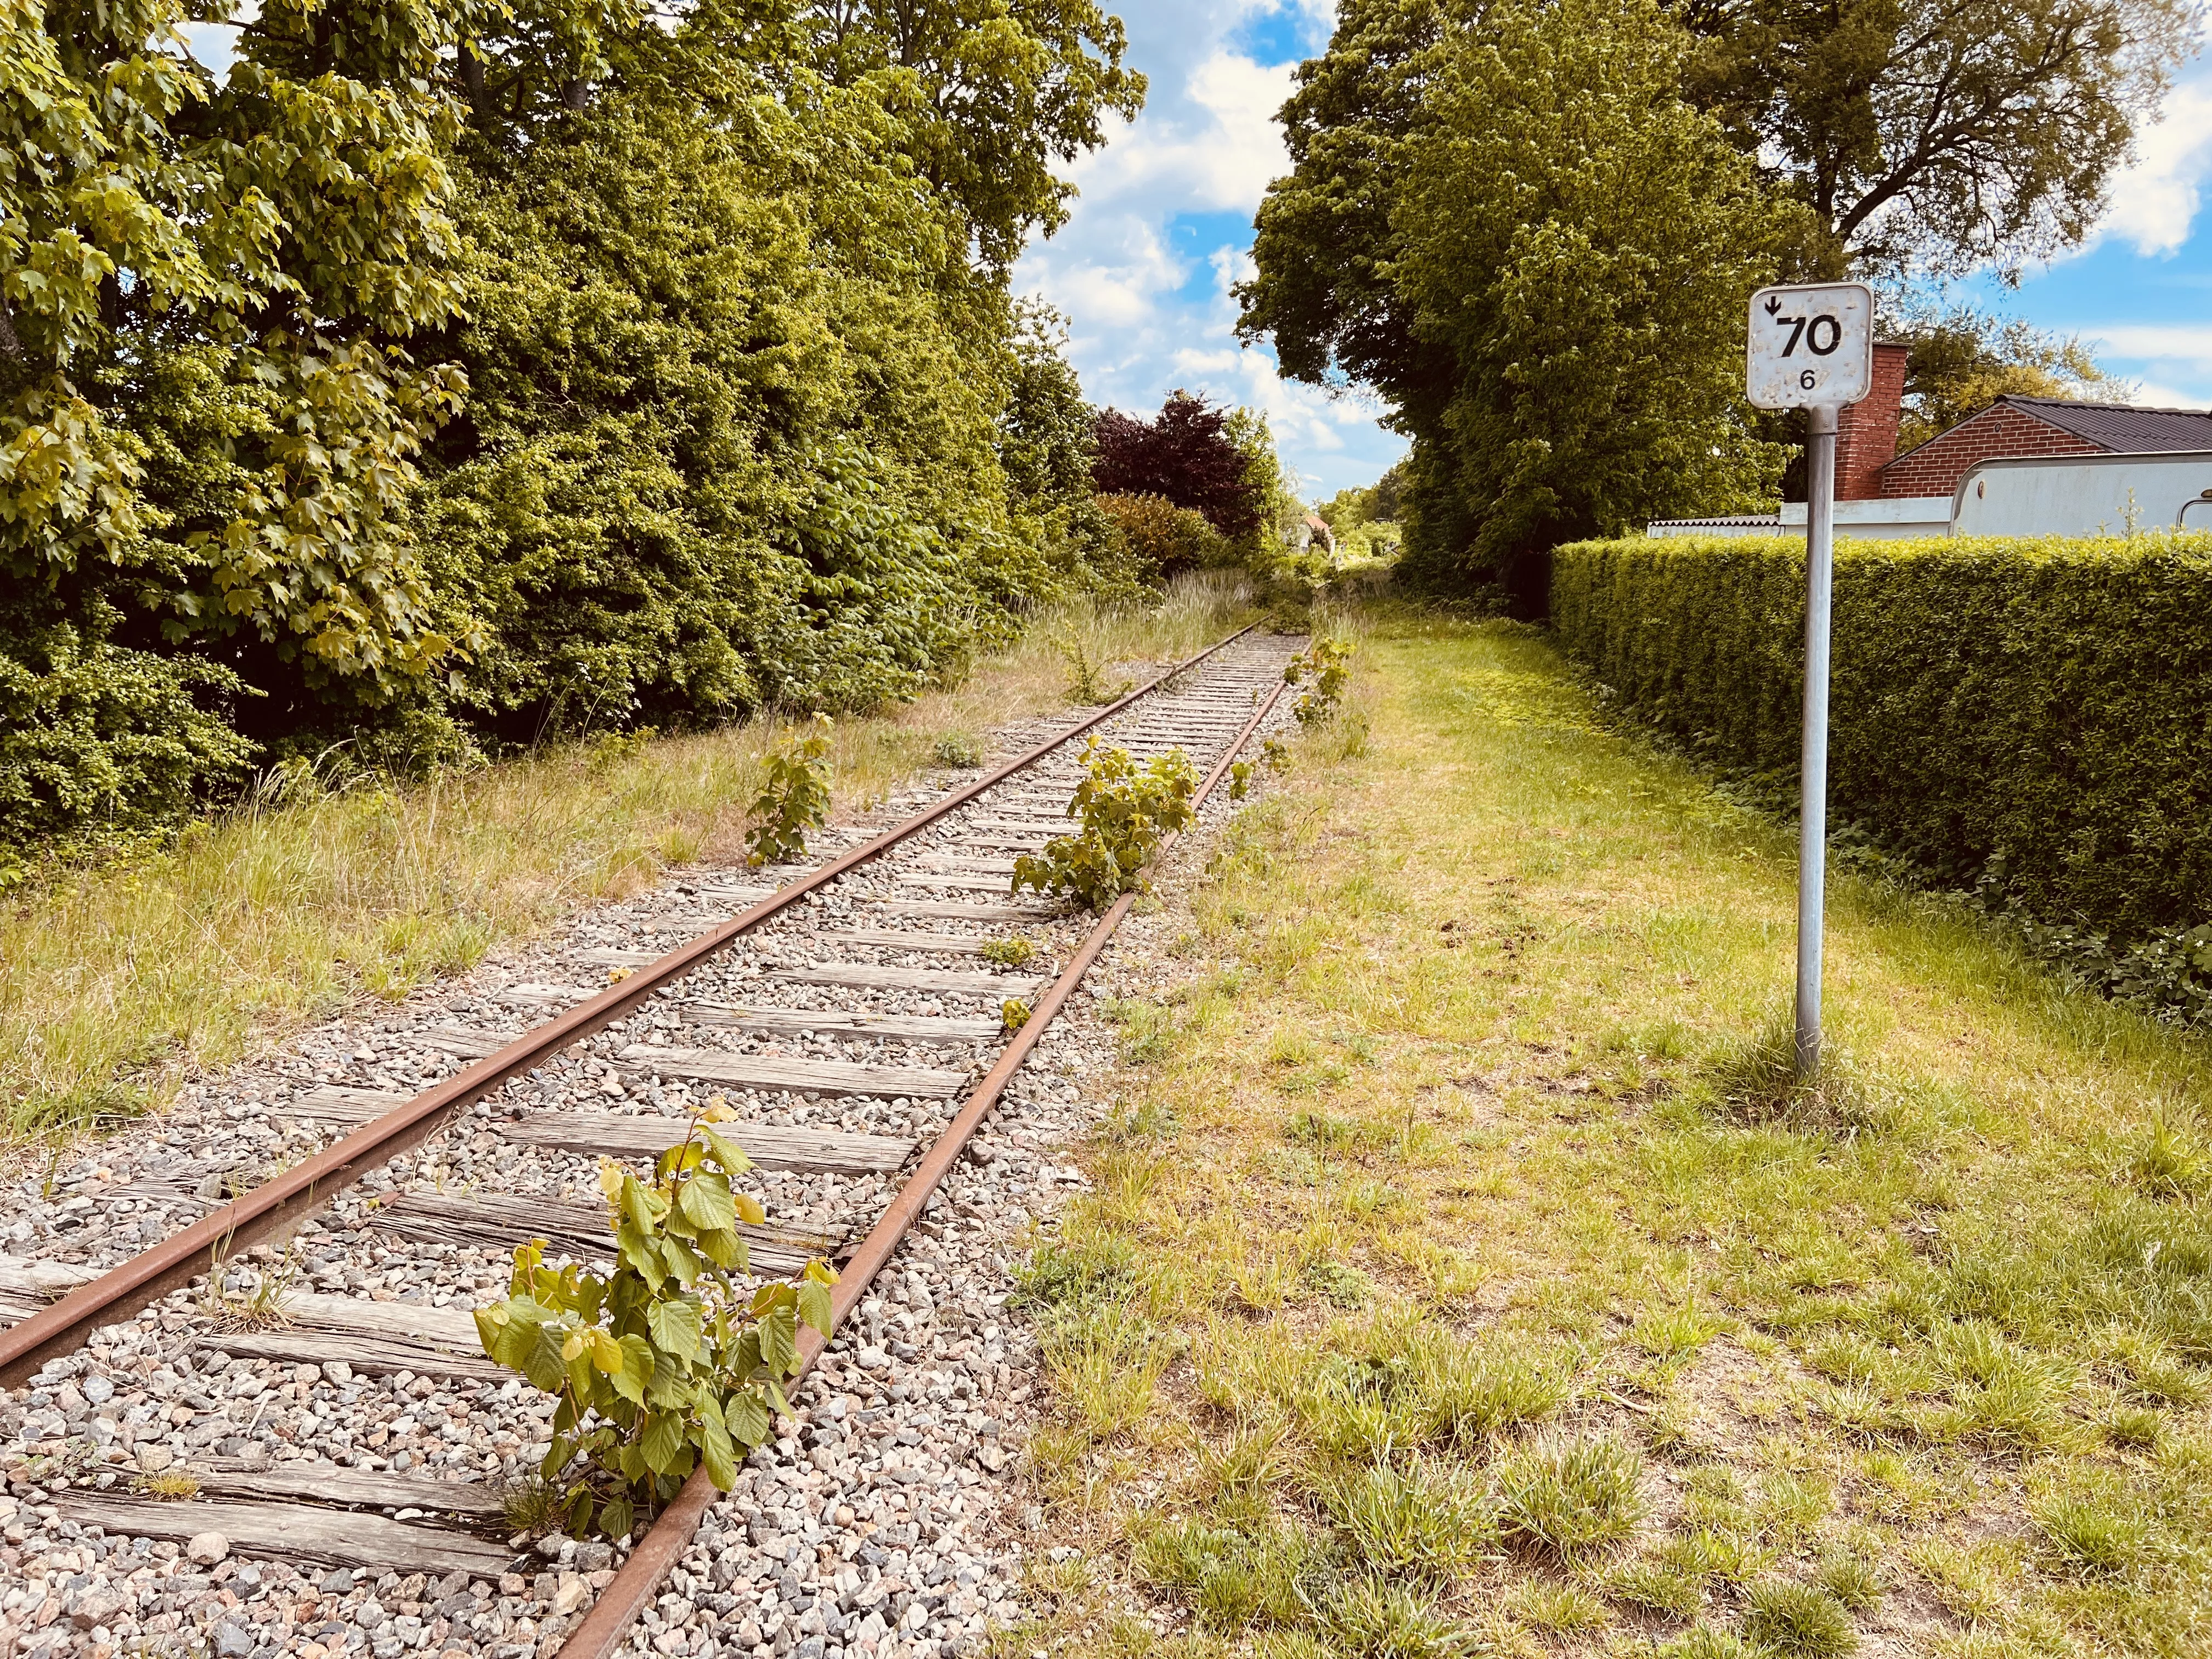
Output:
1796 405 1838 1078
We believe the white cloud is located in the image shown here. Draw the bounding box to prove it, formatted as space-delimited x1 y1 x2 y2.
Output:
2100 70 2212 256
2126 377 2210 408
2085 323 2212 374
1014 0 1409 497
2068 323 2212 408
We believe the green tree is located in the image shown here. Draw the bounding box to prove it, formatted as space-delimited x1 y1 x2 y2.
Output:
1884 307 2132 451
415 0 1057 739
784 0 1147 270
1240 0 1797 602
1677 0 2198 276
1 0 469 839
1223 407 1305 558
997 305 1131 592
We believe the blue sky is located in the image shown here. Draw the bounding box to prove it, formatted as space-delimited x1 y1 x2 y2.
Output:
1010 0 1410 503
1016 2 2212 501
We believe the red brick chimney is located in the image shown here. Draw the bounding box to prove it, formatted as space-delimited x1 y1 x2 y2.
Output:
1836 342 1909 500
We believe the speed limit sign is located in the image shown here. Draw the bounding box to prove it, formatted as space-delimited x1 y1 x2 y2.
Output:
1743 279 1874 1081
1746 282 1873 409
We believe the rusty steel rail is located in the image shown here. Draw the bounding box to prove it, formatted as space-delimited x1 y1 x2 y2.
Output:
0 624 1260 1389
555 674 1292 1659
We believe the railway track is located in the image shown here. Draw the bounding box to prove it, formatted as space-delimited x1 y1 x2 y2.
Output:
0 626 1301 1659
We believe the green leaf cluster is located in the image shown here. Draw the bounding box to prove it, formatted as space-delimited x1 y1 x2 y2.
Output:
1550 528 2212 957
1284 639 1352 726
2 0 471 842
746 714 834 867
0 0 1147 851
1012 737 1197 910
474 1107 836 1538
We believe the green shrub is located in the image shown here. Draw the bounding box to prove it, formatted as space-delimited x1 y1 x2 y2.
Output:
1097 492 1235 581
0 625 257 864
745 715 833 867
1551 531 2212 953
1285 639 1353 724
1012 738 1198 909
475 1104 836 1538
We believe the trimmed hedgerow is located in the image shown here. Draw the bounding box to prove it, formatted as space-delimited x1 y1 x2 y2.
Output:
1550 531 2212 941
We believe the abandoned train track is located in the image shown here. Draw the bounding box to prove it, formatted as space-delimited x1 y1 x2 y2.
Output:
0 625 1300 1659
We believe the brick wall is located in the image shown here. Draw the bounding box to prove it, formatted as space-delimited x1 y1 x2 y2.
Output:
1880 402 2103 499
1837 343 1910 500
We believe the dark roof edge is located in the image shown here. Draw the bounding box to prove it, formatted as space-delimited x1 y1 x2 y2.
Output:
1996 394 2212 419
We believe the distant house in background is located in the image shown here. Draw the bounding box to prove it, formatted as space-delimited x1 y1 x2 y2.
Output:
1302 513 1335 555
1650 341 2212 539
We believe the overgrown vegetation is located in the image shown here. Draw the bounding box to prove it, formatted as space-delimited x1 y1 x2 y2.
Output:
1094 495 1235 586
476 1101 835 1539
1285 639 1353 725
1012 739 1198 910
1010 607 2212 1656
1 0 1146 853
1550 531 2212 1023
0 582 1249 1147
744 715 834 867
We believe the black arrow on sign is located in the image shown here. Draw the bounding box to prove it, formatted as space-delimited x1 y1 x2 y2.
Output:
1763 295 1784 317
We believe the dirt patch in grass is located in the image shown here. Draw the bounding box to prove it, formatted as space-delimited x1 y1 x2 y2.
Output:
996 608 2212 1659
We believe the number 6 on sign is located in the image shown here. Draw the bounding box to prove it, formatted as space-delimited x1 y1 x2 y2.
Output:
1745 282 1873 410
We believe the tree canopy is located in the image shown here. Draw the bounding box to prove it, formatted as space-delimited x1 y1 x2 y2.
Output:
1091 391 1267 542
786 0 1146 271
0 0 1143 853
1240 0 1795 601
1678 0 2196 276
1236 0 2194 601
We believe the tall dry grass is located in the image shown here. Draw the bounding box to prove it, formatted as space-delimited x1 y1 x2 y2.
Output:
0 578 1256 1148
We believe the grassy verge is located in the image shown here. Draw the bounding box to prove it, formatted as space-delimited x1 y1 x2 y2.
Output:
1009 607 2212 1658
0 578 1255 1149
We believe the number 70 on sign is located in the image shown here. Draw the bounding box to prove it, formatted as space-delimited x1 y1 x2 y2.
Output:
1745 281 1873 409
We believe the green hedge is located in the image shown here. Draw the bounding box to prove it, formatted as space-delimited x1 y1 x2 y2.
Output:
1550 531 2212 938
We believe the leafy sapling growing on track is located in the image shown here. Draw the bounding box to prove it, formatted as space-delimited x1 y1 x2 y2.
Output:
979 936 1037 967
1228 759 1255 800
1284 638 1353 725
1054 627 1135 706
475 1099 836 1539
1012 737 1198 910
747 714 834 867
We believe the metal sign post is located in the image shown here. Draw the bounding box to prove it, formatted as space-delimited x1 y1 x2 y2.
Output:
1745 281 1873 1078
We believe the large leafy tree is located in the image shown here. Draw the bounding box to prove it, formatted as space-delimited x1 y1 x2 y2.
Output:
415 0 1068 737
1677 0 2198 275
1 0 466 839
1237 0 2194 605
1092 391 1266 540
781 0 1146 269
1240 0 1795 601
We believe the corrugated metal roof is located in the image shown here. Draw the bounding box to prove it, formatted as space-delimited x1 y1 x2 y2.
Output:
2002 396 2212 452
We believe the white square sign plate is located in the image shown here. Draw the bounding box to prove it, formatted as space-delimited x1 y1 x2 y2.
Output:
1746 282 1874 409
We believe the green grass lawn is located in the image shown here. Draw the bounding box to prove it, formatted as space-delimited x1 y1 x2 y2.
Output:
1010 607 2212 1658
